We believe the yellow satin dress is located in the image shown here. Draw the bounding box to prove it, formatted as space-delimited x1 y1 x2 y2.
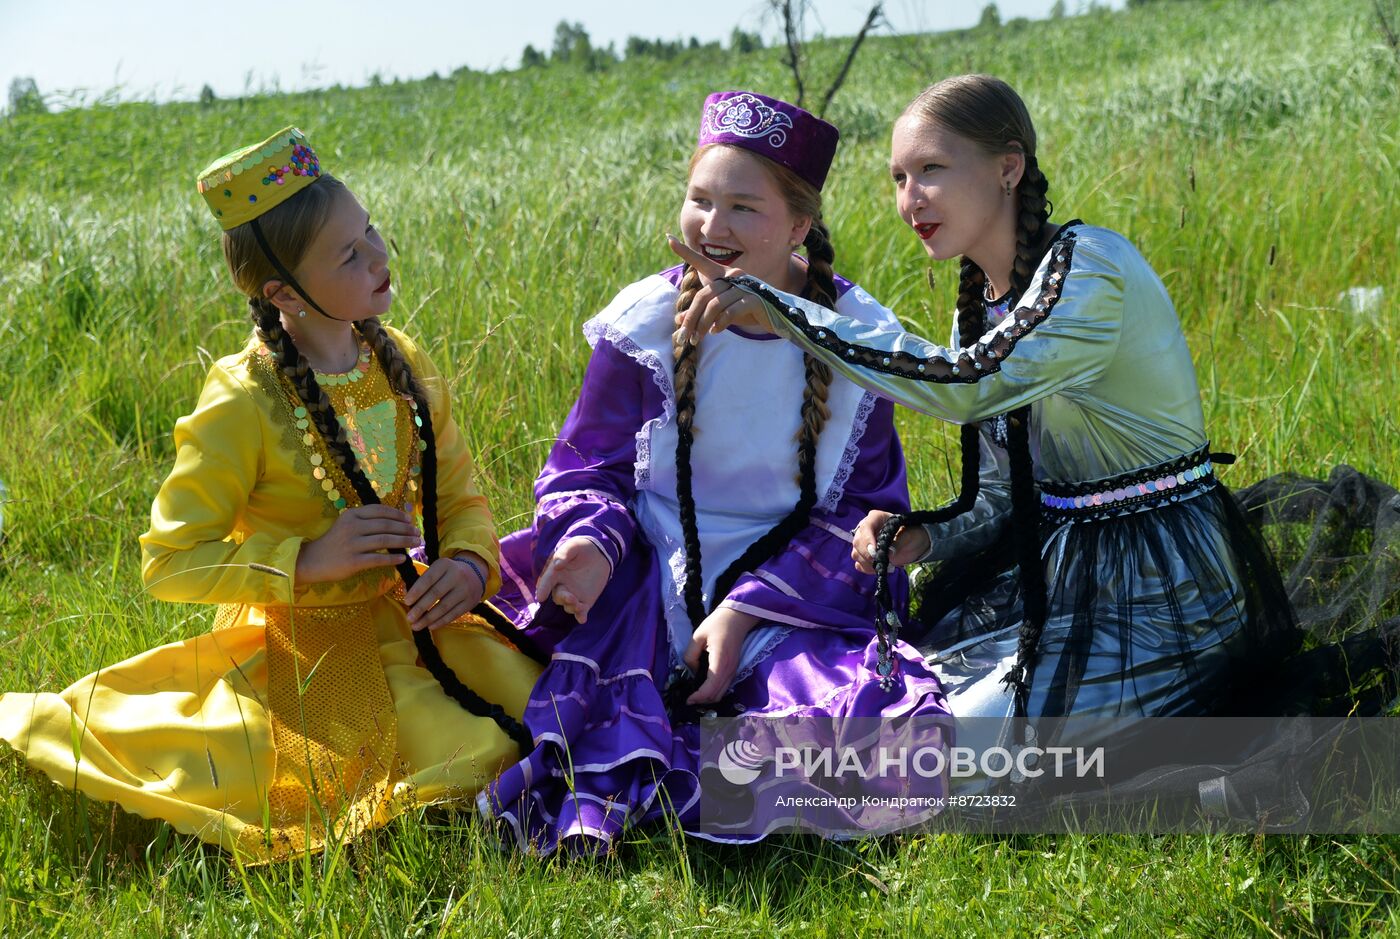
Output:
0 327 541 861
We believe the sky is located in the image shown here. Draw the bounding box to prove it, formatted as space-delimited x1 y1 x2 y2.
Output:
0 0 1107 108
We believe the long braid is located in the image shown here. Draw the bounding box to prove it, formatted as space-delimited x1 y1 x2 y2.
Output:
870 259 987 686
709 220 836 602
250 301 531 751
667 223 840 709
796 222 837 486
357 317 433 540
672 266 709 629
1001 411 1044 712
357 318 549 665
997 152 1052 713
250 298 365 483
1011 154 1052 290
800 219 839 309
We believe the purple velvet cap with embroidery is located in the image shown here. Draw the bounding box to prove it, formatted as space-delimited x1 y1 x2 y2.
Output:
697 90 840 191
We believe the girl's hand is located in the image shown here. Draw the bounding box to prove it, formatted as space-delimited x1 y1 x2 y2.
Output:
683 607 760 705
295 505 421 584
666 236 770 340
535 536 612 624
404 553 488 631
852 509 931 576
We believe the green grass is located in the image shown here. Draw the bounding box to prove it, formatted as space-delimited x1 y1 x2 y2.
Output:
2 0 1399 933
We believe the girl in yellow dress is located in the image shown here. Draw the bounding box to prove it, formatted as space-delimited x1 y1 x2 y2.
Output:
0 127 542 862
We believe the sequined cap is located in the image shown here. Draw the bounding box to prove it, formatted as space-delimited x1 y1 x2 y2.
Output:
196 126 323 230
697 91 839 191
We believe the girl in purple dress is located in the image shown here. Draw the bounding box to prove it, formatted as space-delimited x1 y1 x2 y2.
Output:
478 91 951 854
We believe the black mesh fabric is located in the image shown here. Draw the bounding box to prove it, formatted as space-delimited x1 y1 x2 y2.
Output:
913 468 1400 717
909 466 1400 827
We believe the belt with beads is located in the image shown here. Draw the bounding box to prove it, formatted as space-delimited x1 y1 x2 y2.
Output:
1038 444 1223 522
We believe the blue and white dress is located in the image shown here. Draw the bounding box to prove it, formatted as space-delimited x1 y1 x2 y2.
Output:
729 221 1303 732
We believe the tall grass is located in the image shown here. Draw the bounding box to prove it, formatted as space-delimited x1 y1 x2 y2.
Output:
2 0 1398 933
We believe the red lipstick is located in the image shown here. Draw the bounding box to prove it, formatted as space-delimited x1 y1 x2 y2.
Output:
374 273 391 294
914 223 940 240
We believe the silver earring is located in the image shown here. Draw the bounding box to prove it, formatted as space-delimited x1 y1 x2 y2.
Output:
297 308 307 319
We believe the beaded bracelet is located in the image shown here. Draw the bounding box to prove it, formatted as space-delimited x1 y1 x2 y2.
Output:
450 554 488 593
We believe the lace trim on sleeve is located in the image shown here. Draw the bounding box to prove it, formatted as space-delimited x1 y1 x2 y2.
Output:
580 321 675 491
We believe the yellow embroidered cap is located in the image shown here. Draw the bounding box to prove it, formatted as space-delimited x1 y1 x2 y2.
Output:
196 126 323 230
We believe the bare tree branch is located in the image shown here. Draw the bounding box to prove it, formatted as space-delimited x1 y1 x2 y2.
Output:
776 0 806 108
817 4 884 118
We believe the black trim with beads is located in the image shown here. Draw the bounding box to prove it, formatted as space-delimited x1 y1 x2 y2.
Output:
734 223 1082 385
1038 443 1220 524
1039 444 1213 497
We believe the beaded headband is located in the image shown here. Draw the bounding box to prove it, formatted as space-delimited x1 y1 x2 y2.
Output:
196 126 322 231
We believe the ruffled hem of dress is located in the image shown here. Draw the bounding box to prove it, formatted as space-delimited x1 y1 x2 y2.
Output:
477 629 954 853
477 653 700 856
730 625 794 688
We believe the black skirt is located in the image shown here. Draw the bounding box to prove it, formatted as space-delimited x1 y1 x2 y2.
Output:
913 467 1397 721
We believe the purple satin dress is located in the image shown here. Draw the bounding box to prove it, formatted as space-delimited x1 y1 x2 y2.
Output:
478 268 950 853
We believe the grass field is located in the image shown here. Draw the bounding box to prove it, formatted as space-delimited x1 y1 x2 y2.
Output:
2 0 1399 934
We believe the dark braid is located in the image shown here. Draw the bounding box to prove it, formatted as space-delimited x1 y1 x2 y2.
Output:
667 224 839 707
361 318 547 664
1011 154 1052 294
800 219 839 310
672 266 709 630
250 297 363 479
709 220 837 602
871 259 987 686
357 318 438 555
1001 409 1045 713
250 300 532 751
996 152 1053 713
953 257 992 370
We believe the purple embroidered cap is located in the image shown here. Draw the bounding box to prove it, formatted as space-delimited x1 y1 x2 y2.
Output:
697 90 840 191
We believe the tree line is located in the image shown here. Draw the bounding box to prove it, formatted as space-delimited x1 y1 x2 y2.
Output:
12 0 1308 117
519 21 766 72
